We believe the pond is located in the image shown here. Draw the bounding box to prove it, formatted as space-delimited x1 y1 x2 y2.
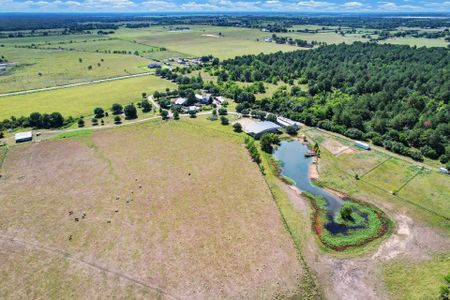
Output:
273 140 366 234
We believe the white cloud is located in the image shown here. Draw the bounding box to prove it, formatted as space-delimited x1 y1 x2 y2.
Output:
377 1 421 10
266 0 280 4
342 1 363 8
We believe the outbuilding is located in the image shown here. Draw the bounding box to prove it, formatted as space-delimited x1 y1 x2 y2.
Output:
174 97 187 105
244 121 281 139
439 167 449 174
354 140 370 150
276 116 300 128
15 131 33 143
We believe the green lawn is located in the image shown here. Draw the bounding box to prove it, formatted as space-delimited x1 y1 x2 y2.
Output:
0 75 175 119
0 47 149 93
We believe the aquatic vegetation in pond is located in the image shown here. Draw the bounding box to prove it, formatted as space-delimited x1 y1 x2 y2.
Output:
273 140 392 251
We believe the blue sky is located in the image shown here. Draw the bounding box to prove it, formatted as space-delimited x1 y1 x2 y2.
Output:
1 0 450 12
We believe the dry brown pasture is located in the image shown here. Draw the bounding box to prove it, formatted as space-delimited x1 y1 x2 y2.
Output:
0 119 303 299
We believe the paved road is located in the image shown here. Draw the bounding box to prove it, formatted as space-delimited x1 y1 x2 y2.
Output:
0 72 154 97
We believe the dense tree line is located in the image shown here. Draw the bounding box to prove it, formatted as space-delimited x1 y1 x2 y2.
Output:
0 112 68 132
220 43 450 163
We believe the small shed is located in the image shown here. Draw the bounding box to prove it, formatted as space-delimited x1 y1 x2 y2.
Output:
354 140 370 150
15 131 33 143
195 94 210 104
439 167 449 174
244 121 281 139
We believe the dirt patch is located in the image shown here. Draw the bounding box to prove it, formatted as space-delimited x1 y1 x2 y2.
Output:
0 120 303 299
201 34 221 38
321 138 352 155
308 157 319 180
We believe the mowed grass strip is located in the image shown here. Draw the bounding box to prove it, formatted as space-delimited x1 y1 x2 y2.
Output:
0 120 303 299
0 75 175 119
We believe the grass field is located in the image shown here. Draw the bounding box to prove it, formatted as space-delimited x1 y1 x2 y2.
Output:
383 254 450 300
380 37 449 48
0 119 304 299
0 75 175 119
118 26 298 59
0 47 149 93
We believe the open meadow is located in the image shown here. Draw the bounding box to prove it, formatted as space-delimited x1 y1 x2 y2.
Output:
0 75 175 119
0 118 305 299
0 46 149 93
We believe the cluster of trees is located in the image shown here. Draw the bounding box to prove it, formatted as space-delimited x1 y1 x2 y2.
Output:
0 112 68 132
269 34 315 48
220 43 450 163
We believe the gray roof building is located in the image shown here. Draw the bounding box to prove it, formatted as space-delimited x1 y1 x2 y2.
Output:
244 121 281 138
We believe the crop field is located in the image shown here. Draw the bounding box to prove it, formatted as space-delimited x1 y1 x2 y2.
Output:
0 119 304 299
0 47 149 93
0 75 175 119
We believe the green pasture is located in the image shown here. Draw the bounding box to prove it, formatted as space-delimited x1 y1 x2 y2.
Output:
117 26 298 59
383 254 450 300
380 37 449 48
279 31 368 45
37 38 162 54
0 47 149 93
362 158 420 193
0 75 175 119
398 171 450 219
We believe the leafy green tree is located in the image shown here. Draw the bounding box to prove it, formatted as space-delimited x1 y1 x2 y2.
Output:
141 100 152 113
124 104 137 120
29 112 42 128
218 108 228 115
114 115 121 124
160 109 169 120
78 118 85 128
220 116 229 125
92 118 98 126
189 110 197 118
285 125 299 135
233 122 242 132
173 110 180 120
94 107 104 118
49 112 64 128
260 133 280 153
111 103 123 115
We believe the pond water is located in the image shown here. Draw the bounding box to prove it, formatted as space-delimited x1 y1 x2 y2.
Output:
273 140 366 234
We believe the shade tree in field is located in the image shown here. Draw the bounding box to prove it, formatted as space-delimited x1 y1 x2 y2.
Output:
124 104 137 120
94 107 104 118
141 100 152 113
111 103 123 115
233 122 242 132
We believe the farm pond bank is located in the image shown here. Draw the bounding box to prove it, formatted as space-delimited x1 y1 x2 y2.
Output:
273 140 392 251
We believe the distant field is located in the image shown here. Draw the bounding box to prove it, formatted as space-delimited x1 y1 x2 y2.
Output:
380 37 449 48
0 47 149 93
0 75 175 119
119 26 298 59
0 119 303 298
280 31 368 45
